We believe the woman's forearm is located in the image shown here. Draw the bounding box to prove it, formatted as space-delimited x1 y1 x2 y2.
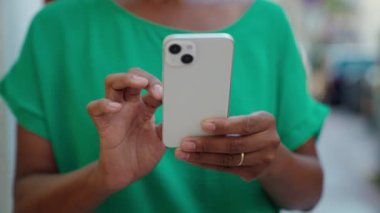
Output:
15 162 114 213
259 144 323 211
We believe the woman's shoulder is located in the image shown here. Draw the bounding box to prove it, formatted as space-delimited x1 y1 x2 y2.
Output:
31 0 98 30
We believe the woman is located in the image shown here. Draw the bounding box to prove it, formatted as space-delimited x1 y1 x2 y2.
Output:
0 0 329 212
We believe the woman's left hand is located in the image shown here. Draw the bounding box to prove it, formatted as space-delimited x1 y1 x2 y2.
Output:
175 111 282 182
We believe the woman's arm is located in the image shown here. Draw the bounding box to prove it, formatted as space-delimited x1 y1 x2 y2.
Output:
14 69 166 212
258 138 323 210
15 126 111 213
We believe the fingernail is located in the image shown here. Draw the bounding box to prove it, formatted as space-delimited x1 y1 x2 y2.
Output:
131 75 148 84
176 150 190 160
153 84 163 97
108 102 122 109
203 121 216 132
181 140 196 152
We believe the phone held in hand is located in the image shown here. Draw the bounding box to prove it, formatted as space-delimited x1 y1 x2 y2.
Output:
162 33 234 148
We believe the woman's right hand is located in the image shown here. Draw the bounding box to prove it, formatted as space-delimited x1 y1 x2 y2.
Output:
86 68 166 191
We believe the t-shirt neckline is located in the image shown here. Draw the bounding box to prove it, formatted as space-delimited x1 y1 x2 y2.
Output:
105 0 260 33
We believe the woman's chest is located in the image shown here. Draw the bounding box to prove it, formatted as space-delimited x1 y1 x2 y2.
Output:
45 31 279 171
57 32 279 124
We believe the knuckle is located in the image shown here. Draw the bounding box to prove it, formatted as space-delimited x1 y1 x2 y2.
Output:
262 153 275 164
105 74 114 86
220 155 235 166
228 139 247 153
266 130 280 148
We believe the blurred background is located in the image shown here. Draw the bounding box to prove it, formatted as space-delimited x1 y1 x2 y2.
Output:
277 0 380 212
0 0 379 212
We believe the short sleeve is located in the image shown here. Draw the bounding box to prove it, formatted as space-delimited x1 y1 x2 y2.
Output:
275 8 330 151
0 17 49 139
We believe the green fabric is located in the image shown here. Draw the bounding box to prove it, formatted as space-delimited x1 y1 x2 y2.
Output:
0 0 329 212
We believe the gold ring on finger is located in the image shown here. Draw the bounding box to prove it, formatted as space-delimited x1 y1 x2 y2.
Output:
237 152 245 167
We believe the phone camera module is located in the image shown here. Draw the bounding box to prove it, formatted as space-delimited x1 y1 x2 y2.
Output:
181 54 194 64
169 44 181 54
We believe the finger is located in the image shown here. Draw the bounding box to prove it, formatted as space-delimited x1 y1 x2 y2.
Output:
86 99 122 117
202 111 275 135
105 72 149 102
128 68 163 101
175 149 272 167
180 131 271 154
142 84 163 110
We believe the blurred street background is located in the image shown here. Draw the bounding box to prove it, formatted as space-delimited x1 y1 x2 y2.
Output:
1 0 380 212
277 0 380 212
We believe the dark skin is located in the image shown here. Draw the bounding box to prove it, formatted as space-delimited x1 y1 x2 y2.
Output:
175 114 322 209
15 70 322 212
13 1 323 212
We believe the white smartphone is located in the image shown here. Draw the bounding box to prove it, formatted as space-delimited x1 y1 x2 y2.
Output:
162 33 234 148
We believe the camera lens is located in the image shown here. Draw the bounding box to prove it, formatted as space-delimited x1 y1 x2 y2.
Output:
169 44 181 54
181 54 194 64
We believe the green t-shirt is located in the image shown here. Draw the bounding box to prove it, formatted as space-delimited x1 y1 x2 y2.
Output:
0 0 329 212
